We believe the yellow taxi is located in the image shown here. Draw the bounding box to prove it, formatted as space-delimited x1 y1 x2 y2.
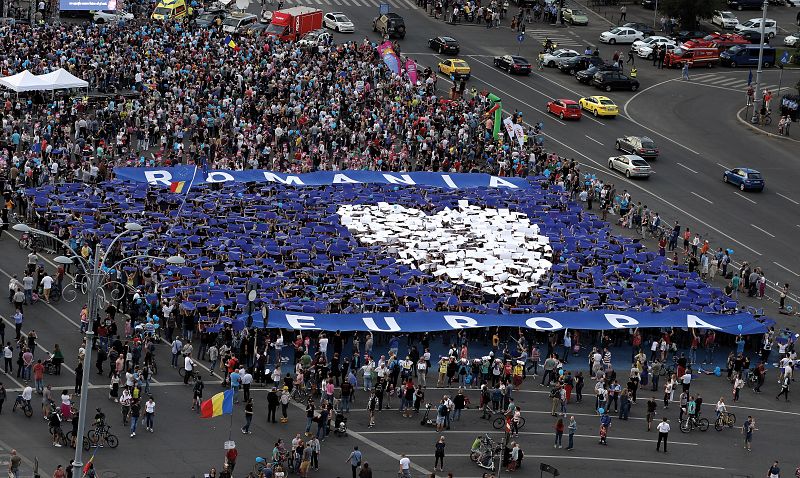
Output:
578 95 618 118
438 59 471 80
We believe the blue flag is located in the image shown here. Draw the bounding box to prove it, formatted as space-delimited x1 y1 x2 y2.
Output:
747 69 752 86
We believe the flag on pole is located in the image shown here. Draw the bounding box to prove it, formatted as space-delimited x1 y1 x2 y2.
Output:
82 453 95 476
200 389 234 418
747 69 753 86
169 181 186 193
223 35 237 49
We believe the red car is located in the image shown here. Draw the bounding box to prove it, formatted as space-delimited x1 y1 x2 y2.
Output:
546 99 582 120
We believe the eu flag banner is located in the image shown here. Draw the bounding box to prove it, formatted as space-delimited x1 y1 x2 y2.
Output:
25 174 768 335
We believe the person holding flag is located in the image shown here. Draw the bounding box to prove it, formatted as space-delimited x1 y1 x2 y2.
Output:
200 389 234 419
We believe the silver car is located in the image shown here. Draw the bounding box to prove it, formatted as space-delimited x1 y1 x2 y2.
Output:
608 154 652 179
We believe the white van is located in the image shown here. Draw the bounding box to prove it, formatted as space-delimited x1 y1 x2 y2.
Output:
735 18 777 39
222 13 258 34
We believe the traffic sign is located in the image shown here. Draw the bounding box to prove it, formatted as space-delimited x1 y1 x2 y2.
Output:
379 3 390 15
780 51 789 64
517 32 525 43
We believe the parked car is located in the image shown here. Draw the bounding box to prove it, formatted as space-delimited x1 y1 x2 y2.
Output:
735 18 777 39
546 99 582 120
615 136 659 159
323 12 354 32
428 36 460 54
738 30 768 44
672 30 709 43
600 27 644 44
592 71 640 91
723 167 764 191
632 36 674 54
608 154 652 179
638 43 678 60
92 10 134 23
561 8 588 25
712 10 739 29
641 0 656 9
195 9 227 28
719 44 776 67
297 29 332 48
541 49 579 67
579 95 619 117
622 22 655 37
438 58 471 79
494 55 532 75
727 0 764 10
557 55 603 75
372 12 405 38
576 63 618 84
784 31 800 48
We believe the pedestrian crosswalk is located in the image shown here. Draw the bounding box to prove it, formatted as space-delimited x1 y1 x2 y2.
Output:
687 72 781 93
520 28 583 49
282 0 419 9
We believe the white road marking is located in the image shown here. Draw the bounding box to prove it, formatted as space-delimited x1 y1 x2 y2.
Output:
690 191 713 204
508 455 726 470
773 262 800 277
734 192 758 204
777 192 800 205
751 224 775 237
676 162 698 174
358 430 699 446
716 162 730 169
585 135 604 145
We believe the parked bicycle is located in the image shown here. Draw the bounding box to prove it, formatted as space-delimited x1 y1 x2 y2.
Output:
679 415 709 433
291 386 309 403
12 395 33 418
714 411 737 431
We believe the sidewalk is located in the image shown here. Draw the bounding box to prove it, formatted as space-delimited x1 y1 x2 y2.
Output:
736 105 800 143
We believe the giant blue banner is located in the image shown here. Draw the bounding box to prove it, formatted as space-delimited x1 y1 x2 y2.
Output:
114 167 533 190
243 310 765 335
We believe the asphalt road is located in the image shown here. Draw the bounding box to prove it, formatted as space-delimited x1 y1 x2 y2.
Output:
273 0 800 305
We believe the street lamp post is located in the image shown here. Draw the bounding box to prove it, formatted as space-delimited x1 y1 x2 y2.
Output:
750 0 769 124
12 222 184 478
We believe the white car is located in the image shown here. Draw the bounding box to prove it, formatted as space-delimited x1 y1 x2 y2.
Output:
298 29 333 48
608 155 652 179
92 10 133 23
637 43 678 60
599 27 644 44
323 12 354 33
711 10 739 29
632 36 673 53
735 18 777 39
541 49 579 67
785 31 800 48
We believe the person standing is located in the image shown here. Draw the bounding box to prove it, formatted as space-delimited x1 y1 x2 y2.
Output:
768 461 781 478
619 5 626 22
129 398 141 437
398 454 412 478
308 436 320 471
566 415 577 450
434 436 446 471
682 62 690 81
280 386 290 423
241 398 254 434
267 387 279 423
554 416 564 448
346 446 362 478
776 375 790 401
742 416 755 451
646 397 657 431
144 396 156 433
656 417 670 452
0 382 5 414
358 463 372 478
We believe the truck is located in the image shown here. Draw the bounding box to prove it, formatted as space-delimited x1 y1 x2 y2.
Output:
264 6 323 42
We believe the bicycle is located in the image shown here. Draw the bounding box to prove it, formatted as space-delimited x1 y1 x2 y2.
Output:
492 414 526 431
49 426 71 447
714 411 737 431
679 415 709 433
18 232 42 251
85 424 119 450
48 283 62 304
12 395 33 418
291 386 309 403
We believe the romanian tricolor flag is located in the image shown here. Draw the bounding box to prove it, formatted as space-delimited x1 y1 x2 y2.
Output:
169 181 186 193
82 454 95 476
223 35 237 49
200 389 234 418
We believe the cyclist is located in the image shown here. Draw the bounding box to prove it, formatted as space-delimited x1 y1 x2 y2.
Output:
49 410 63 447
686 396 697 426
471 435 482 454
715 397 726 420
94 408 106 428
192 376 204 412
20 384 33 408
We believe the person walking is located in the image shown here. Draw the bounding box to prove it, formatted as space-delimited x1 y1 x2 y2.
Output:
554 416 564 448
768 461 781 478
346 446 362 478
358 463 372 478
682 62 690 81
241 398 254 434
434 435 446 471
129 398 141 437
0 382 6 414
398 454 412 478
656 417 670 452
742 416 755 451
144 395 155 433
777 375 790 401
566 415 577 450
619 5 626 22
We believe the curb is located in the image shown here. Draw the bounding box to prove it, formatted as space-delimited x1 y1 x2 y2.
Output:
735 105 800 143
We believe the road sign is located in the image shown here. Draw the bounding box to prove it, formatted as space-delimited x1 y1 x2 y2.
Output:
379 2 389 14
780 51 789 64
517 32 525 43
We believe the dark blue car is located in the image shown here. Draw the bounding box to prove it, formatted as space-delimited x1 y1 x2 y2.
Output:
723 167 765 191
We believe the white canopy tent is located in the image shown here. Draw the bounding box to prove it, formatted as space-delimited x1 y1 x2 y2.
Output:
0 70 48 92
0 69 88 93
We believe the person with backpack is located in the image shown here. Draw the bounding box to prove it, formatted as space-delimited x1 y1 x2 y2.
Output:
435 398 449 432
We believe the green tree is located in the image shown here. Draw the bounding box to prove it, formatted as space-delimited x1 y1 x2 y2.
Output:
657 0 724 29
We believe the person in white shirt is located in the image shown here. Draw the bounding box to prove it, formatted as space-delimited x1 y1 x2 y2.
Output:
398 454 411 478
715 397 726 419
184 355 194 384
40 274 54 303
21 385 33 404
680 372 692 393
318 335 329 358
144 396 156 432
656 417 670 452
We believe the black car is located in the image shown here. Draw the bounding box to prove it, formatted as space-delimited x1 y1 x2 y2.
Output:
557 55 603 75
373 13 406 39
672 29 709 43
738 30 768 44
195 10 227 28
576 64 619 84
622 22 655 38
641 0 656 9
428 36 460 54
592 71 640 91
494 55 532 75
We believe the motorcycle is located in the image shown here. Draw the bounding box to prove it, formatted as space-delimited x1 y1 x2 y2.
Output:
333 412 348 437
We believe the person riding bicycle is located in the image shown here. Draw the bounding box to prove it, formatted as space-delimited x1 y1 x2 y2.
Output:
49 410 63 447
20 385 33 407
94 408 106 429
686 396 697 424
471 436 483 454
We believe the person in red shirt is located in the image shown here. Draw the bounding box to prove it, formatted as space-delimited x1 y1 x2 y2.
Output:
225 447 238 475
33 359 45 394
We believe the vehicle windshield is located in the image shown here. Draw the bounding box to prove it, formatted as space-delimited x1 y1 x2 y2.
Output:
600 99 615 106
727 45 745 53
223 17 245 26
571 9 584 15
747 173 762 179
741 21 756 27
566 104 580 109
197 13 215 21
153 7 171 15
640 139 656 148
632 159 649 166
265 23 287 35
452 61 468 67
609 28 622 34
334 15 349 22
722 12 735 18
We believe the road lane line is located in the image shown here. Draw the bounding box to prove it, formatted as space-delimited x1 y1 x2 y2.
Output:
621 78 701 155
676 162 699 174
751 224 775 237
773 262 800 277
690 192 713 204
734 192 757 204
357 430 699 446
777 193 800 205
585 135 603 146
716 162 730 169
502 455 725 471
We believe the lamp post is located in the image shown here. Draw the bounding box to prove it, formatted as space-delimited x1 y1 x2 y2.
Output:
12 222 185 478
750 0 769 124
